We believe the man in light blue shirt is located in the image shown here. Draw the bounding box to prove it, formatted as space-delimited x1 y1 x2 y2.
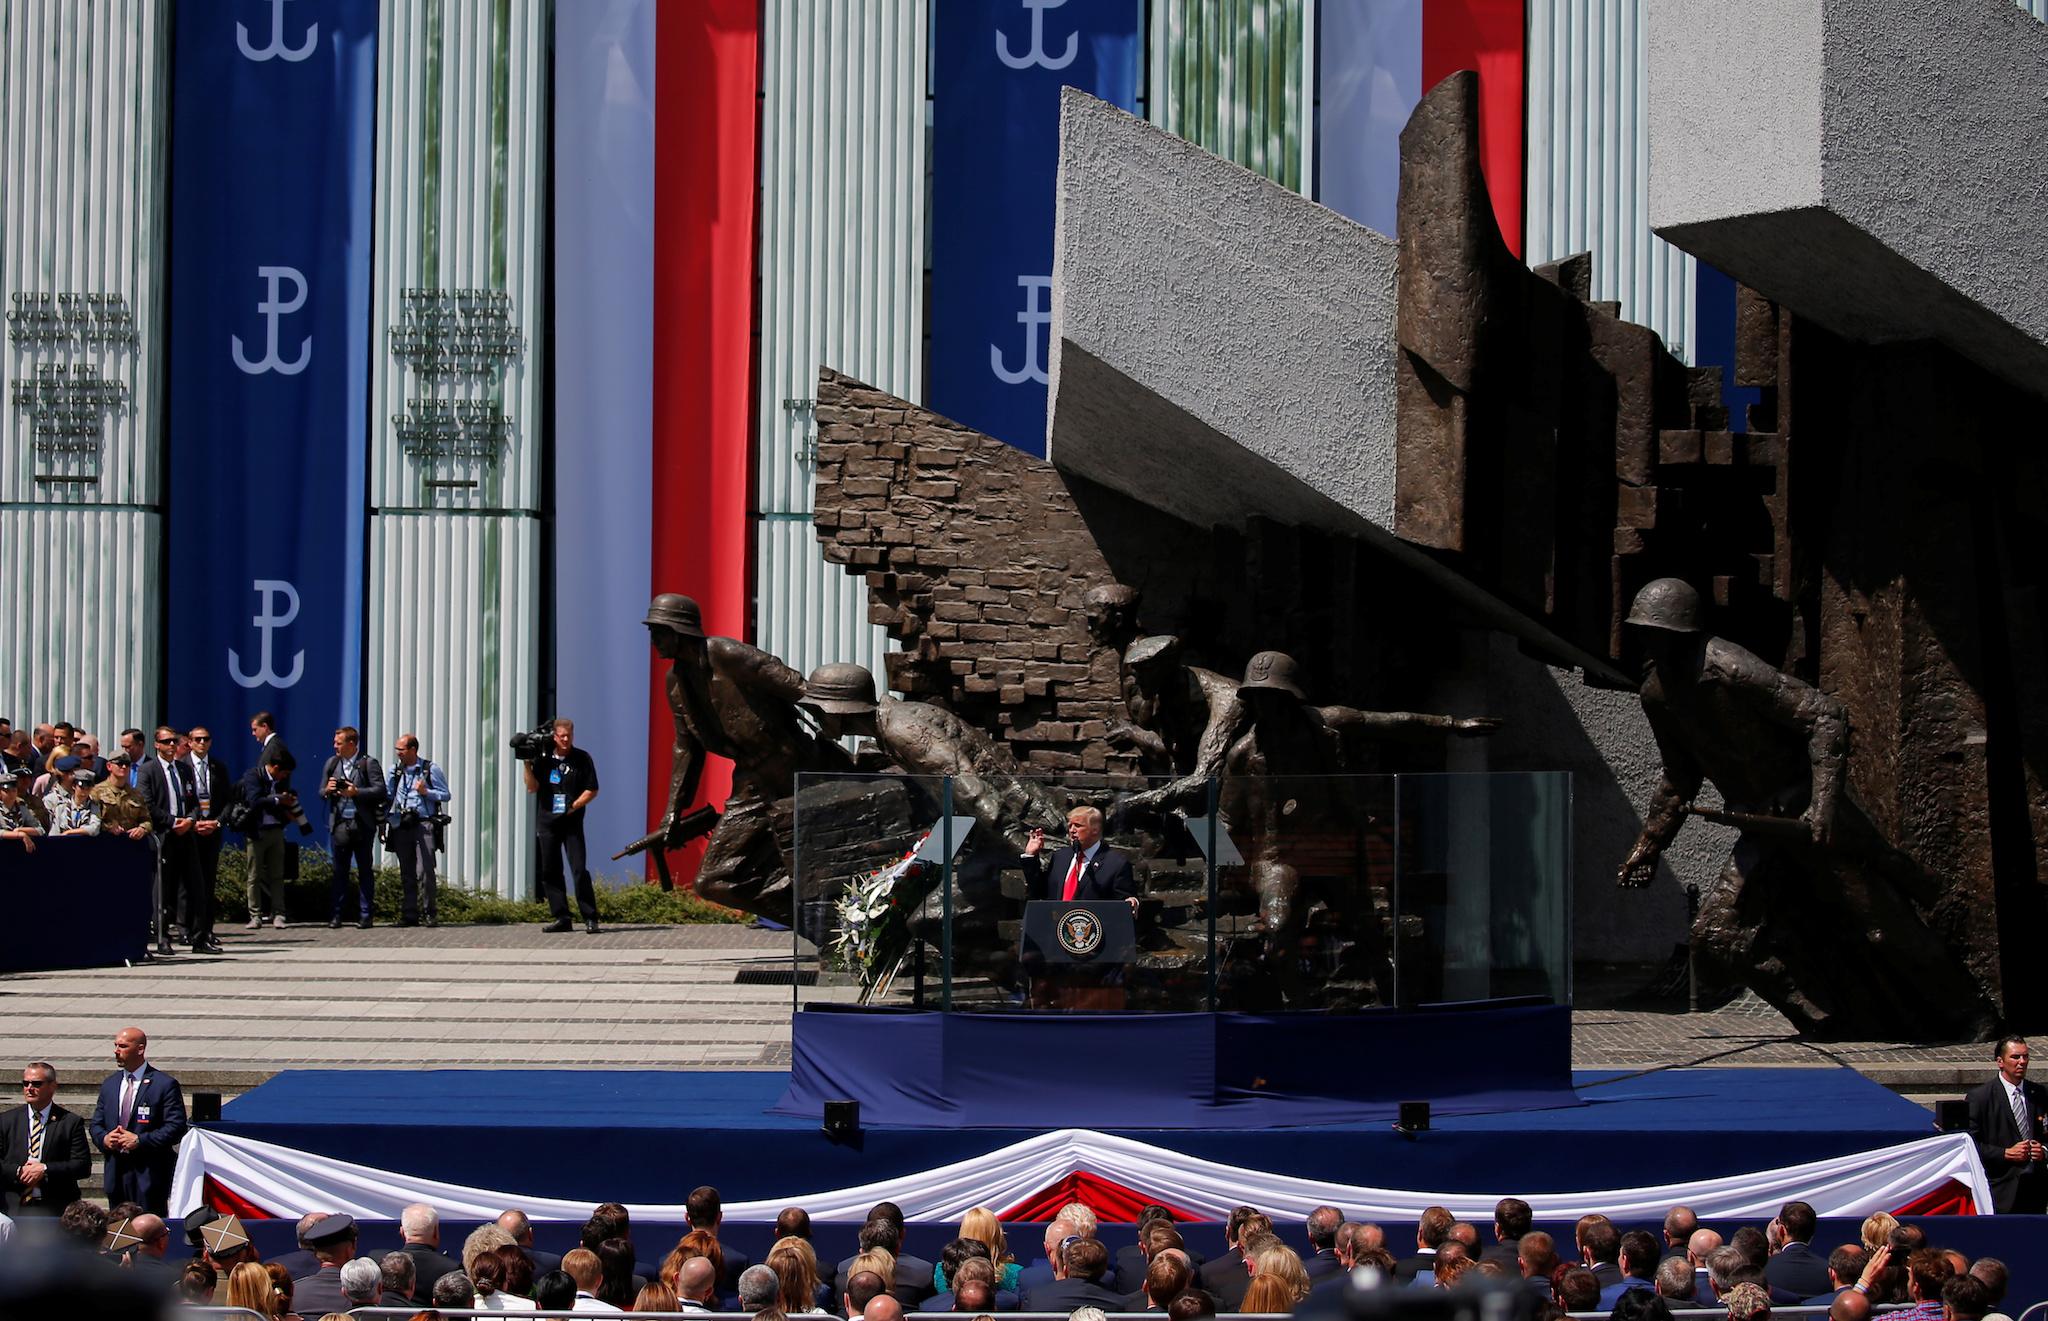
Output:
385 733 450 927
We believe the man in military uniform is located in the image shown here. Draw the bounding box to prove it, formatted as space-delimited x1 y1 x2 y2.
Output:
642 593 856 915
91 753 152 840
1616 577 1992 1039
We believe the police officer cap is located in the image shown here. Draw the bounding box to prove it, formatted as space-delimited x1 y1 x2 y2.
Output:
800 663 878 716
643 593 706 640
1125 636 1181 668
1239 650 1307 701
1625 577 1704 633
304 1213 357 1245
52 755 81 773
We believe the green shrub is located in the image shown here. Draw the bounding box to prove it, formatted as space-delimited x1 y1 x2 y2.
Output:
212 844 746 925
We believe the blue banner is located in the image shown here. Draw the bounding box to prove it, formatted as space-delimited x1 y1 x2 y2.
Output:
930 0 1140 456
167 0 377 845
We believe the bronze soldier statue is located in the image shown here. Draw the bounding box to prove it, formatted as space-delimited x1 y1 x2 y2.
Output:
1616 577 1994 1039
1113 635 1246 814
797 662 1065 850
642 593 856 915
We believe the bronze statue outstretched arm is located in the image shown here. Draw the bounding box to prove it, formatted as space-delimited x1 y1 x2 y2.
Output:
1323 706 1503 741
1124 692 1246 816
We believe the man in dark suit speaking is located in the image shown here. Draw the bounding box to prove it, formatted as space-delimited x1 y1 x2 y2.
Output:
1 1061 90 1214
1023 806 1135 908
1966 1035 2048 1212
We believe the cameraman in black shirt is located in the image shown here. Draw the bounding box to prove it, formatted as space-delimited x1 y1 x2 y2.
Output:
522 717 601 933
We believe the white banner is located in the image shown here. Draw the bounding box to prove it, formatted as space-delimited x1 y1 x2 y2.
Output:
171 1126 1990 1224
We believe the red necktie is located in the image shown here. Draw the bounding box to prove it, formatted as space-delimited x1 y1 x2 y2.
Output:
1062 853 1084 901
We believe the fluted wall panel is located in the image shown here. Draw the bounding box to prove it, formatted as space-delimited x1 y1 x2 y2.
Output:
1150 0 1313 192
0 508 159 740
366 511 539 899
756 0 916 685
369 0 548 513
1525 0 1697 361
0 0 167 504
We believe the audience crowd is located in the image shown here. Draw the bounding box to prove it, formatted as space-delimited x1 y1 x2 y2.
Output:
1 1185 2019 1321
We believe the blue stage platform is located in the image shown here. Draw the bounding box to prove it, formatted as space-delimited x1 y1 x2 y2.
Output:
214 1064 1934 1203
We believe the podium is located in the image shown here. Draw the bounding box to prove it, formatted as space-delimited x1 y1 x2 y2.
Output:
1021 900 1135 1009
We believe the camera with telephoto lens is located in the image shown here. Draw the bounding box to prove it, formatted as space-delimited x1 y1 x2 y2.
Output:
508 723 554 760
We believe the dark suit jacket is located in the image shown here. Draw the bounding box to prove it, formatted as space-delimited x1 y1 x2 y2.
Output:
924 1287 1021 1312
185 754 237 825
258 733 296 774
1304 1248 1344 1280
836 1250 935 1308
88 1064 187 1213
1024 843 1135 902
272 1248 320 1280
402 1243 467 1299
319 753 389 833
1966 1074 2048 1212
523 1246 563 1275
135 755 198 835
1200 1247 1251 1309
1390 1250 1435 1283
1021 1276 1129 1312
292 1264 351 1316
1764 1242 1833 1298
0 1103 90 1213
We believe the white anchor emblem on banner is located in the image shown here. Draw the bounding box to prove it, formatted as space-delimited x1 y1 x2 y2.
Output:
237 0 318 62
228 580 306 689
230 266 312 376
990 275 1053 385
996 0 1078 70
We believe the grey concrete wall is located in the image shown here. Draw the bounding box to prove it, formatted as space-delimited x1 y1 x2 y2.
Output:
1048 88 1400 529
1648 0 2048 397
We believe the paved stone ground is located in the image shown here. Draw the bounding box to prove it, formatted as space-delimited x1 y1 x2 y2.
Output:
0 927 1995 1089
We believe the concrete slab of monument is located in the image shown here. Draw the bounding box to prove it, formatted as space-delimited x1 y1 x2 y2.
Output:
1646 0 2048 398
1045 89 1625 683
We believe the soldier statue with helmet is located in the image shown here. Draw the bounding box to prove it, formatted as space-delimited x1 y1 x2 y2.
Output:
1617 576 1993 1040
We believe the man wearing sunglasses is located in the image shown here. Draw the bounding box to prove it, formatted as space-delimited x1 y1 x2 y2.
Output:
186 728 235 946
138 727 217 953
0 1062 89 1214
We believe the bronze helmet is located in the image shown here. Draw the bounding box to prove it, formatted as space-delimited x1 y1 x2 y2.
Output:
800 662 879 716
1624 578 1703 633
1238 650 1307 701
642 593 706 640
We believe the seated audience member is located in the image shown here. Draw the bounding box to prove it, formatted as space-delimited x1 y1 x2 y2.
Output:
493 1245 537 1305
1943 1275 1993 1321
1600 1230 1661 1308
224 1262 277 1319
532 1269 578 1312
925 1254 1008 1312
1859 1215 1897 1256
767 1237 828 1314
1706 1246 1748 1304
933 1236 993 1291
1129 1250 1193 1311
1021 1236 1126 1313
688 1185 754 1290
953 1278 996 1315
959 1207 1023 1294
1580 1219 1624 1290
400 1203 466 1295
470 1249 535 1311
338 1257 383 1310
1656 1256 1697 1303
676 1255 720 1311
777 1207 813 1241
269 1211 326 1280
1517 1230 1559 1301
463 1224 518 1274
176 1261 219 1303
739 1262 782 1313
598 1237 641 1308
429 1266 474 1310
1765 1203 1832 1299
1614 1287 1675 1321
1168 1288 1219 1321
264 1262 298 1316
1488 1199 1534 1268
1304 1205 1346 1279
860 1213 936 1307
292 1214 363 1316
635 1282 682 1313
1725 1281 1773 1321
1395 1206 1456 1283
1689 1230 1725 1303
845 1269 889 1320
563 1248 622 1313
864 1295 906 1321
1968 1259 2009 1317
1244 1240 1313 1312
1559 1266 1603 1313
1901 1249 1955 1321
1663 1207 1699 1258
1803 1245 1868 1306
380 1252 418 1307
496 1208 561 1275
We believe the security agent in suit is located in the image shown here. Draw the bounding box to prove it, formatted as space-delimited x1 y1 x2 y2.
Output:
1966 1034 2048 1213
183 726 236 945
87 1026 188 1216
1022 805 1137 905
320 726 388 927
137 726 217 953
1 1062 90 1214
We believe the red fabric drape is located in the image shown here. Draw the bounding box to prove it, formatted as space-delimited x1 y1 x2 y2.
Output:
203 1175 274 1220
1421 0 1526 257
999 1172 1204 1224
1889 1178 1978 1217
647 0 759 885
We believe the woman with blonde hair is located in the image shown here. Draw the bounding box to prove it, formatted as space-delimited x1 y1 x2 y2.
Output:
1241 1240 1311 1313
226 1261 280 1318
1859 1212 1897 1255
958 1208 1023 1294
768 1235 828 1314
848 1248 897 1292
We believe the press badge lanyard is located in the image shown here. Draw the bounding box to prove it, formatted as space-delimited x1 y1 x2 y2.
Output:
550 758 569 815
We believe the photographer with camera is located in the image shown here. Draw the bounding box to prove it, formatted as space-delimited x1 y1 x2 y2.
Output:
385 732 451 928
319 727 388 929
519 718 600 934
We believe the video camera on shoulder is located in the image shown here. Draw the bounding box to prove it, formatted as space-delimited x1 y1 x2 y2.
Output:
508 722 554 761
